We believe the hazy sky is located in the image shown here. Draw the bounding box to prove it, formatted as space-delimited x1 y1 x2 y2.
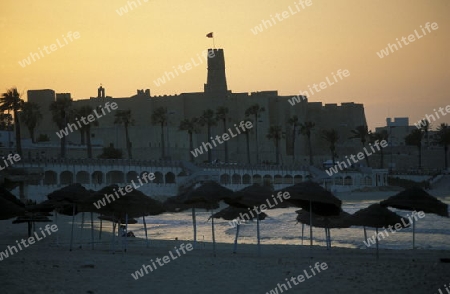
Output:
1 0 449 130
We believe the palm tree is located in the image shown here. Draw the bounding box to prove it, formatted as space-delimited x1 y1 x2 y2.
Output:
405 129 424 169
349 125 370 167
266 125 284 165
49 95 72 158
151 107 168 160
370 130 388 168
420 119 431 148
436 123 450 170
0 88 24 155
198 109 217 163
287 115 299 162
75 105 98 158
0 112 12 131
71 107 85 145
179 118 199 162
299 121 315 166
20 102 43 144
216 106 229 163
245 104 265 163
322 129 339 165
114 109 134 159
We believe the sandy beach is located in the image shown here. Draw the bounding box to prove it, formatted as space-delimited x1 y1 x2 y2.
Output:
1 207 449 294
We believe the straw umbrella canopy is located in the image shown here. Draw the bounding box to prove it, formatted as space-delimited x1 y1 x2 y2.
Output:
0 197 25 220
380 187 449 249
47 183 91 250
0 186 25 208
280 181 342 248
282 181 342 216
210 206 267 253
175 181 233 255
91 187 165 251
295 209 350 249
12 215 52 237
224 184 275 256
98 215 138 224
225 184 274 208
346 203 408 258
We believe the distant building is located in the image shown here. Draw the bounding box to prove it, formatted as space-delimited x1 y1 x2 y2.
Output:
376 117 416 147
25 48 368 164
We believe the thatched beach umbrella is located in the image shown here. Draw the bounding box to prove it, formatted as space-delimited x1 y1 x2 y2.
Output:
210 206 267 253
165 181 229 253
0 186 25 208
12 215 52 237
282 181 342 248
295 209 350 249
47 183 91 251
111 189 165 251
0 197 25 220
283 181 342 216
225 184 274 256
86 185 122 250
178 181 233 255
380 187 449 249
346 203 408 259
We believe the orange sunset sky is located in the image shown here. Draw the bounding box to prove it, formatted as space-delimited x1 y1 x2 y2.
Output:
1 0 449 130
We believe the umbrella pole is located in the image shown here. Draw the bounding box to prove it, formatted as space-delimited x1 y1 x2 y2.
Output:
412 217 415 250
55 210 59 246
257 213 261 257
211 210 216 257
364 226 367 242
124 213 128 253
309 200 313 248
233 224 240 254
27 221 32 238
90 212 94 250
99 218 102 240
143 215 149 248
324 228 328 250
328 228 332 249
80 212 85 249
301 223 304 245
192 207 197 248
70 204 75 251
375 227 379 259
111 216 116 253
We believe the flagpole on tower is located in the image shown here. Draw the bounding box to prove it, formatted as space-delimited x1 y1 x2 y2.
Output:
206 32 215 49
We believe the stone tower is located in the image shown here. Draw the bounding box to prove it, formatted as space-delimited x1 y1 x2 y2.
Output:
204 49 228 95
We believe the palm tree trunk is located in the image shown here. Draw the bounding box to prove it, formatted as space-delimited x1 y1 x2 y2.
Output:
189 132 194 162
160 124 165 159
61 135 66 158
86 128 92 159
223 119 228 163
275 139 280 165
245 132 251 164
124 125 132 159
254 114 259 163
80 128 85 145
13 109 22 156
207 125 212 163
61 109 67 158
308 135 313 166
28 127 35 144
418 145 422 169
444 145 448 169
380 150 384 169
292 128 296 162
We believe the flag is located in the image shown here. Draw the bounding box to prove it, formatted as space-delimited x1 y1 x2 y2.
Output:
206 32 213 38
